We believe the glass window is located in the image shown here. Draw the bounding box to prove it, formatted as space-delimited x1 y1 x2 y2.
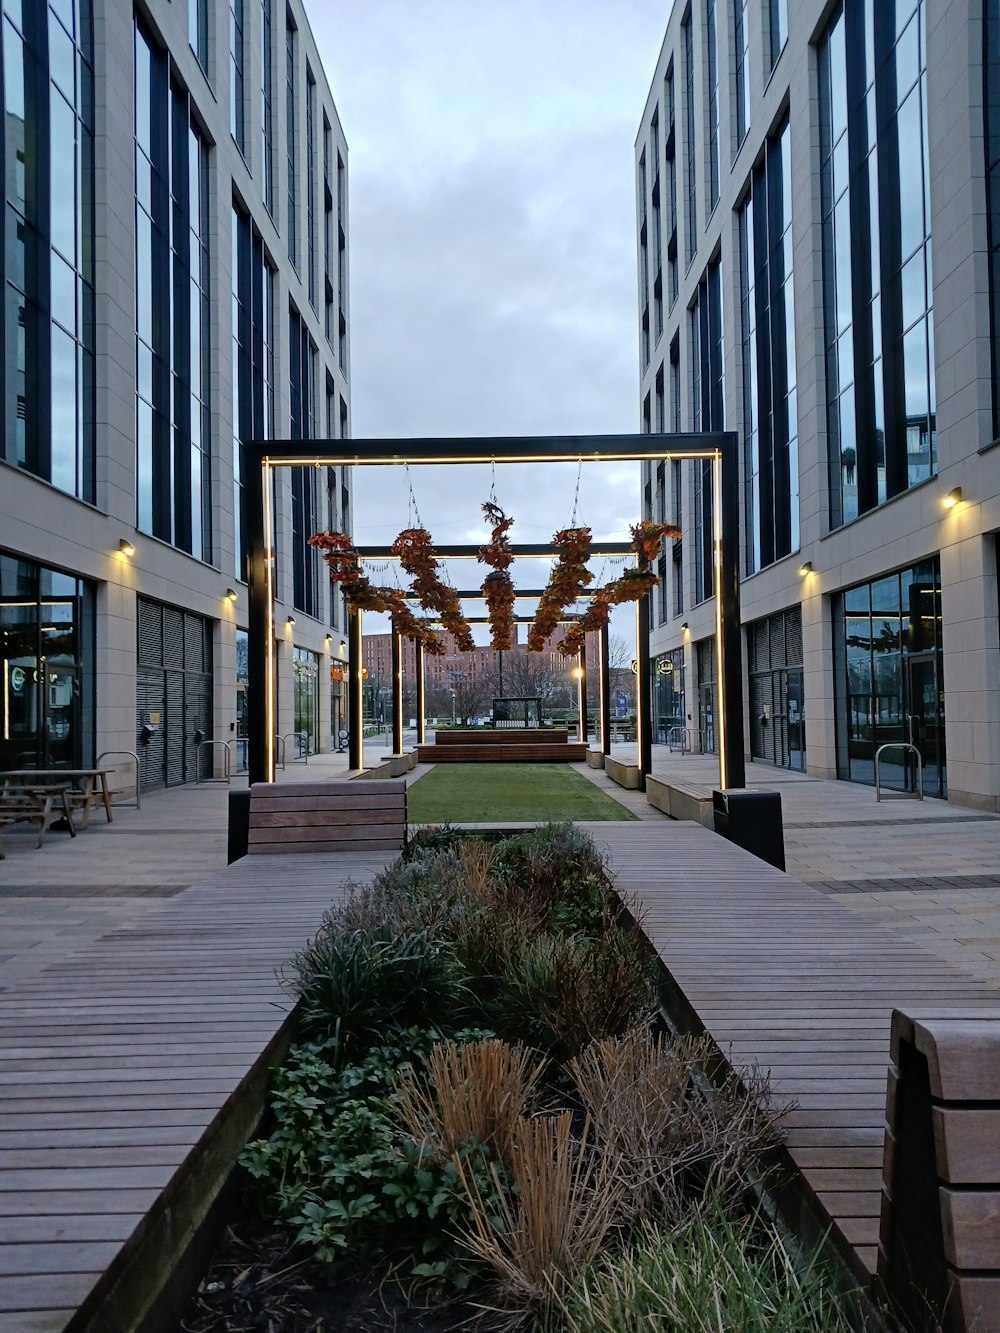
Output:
261 0 274 212
706 0 719 211
134 18 212 559
286 12 297 266
230 0 245 152
768 0 788 69
733 0 749 145
189 0 208 69
834 557 945 796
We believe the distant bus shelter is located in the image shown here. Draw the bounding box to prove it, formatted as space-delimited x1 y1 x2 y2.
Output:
493 697 543 729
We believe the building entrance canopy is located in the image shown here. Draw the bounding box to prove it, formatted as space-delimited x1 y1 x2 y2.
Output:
243 433 744 788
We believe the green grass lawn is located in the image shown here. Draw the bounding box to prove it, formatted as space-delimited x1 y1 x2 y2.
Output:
407 762 637 823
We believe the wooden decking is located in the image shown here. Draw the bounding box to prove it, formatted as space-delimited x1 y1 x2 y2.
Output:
581 821 1000 1284
0 848 391 1333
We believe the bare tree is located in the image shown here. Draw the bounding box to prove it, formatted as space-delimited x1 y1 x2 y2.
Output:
607 632 636 714
498 648 566 704
449 667 498 726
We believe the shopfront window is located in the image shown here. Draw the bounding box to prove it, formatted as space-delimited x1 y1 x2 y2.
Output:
292 646 319 755
0 553 93 769
833 556 945 795
235 628 249 772
652 648 685 745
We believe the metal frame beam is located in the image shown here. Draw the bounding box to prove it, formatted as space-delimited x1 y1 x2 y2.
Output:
356 541 633 560
245 432 744 787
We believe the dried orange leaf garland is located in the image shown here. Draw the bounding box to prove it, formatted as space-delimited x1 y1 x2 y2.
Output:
391 527 475 652
528 526 594 651
554 521 679 657
308 531 443 653
479 502 516 651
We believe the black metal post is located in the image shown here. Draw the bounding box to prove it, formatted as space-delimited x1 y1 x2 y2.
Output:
415 640 425 745
348 605 362 770
391 630 404 754
578 639 588 745
719 445 746 788
637 595 652 790
600 622 611 756
246 456 269 785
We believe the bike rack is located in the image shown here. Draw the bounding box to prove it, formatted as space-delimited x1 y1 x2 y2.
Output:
875 742 923 802
282 731 310 764
667 726 702 755
96 750 141 809
195 739 232 785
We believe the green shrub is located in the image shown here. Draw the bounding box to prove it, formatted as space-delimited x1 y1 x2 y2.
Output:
478 928 656 1060
557 1210 857 1333
289 924 473 1052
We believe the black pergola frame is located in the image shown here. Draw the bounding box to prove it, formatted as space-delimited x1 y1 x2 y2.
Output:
245 432 744 788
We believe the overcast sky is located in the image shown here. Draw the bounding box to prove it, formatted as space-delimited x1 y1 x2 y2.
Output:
310 1 669 639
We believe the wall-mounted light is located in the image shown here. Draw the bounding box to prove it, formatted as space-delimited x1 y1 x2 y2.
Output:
286 615 296 627
225 587 238 602
118 538 136 557
944 486 963 509
324 633 333 646
798 560 813 576
680 622 689 633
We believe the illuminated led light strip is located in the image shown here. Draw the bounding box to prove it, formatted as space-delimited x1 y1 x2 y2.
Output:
262 460 276 783
260 450 722 468
712 451 727 792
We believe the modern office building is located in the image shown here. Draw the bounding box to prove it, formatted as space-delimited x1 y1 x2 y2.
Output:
636 0 1000 809
0 0 352 787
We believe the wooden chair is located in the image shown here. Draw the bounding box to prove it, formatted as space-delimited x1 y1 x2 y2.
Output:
247 780 406 855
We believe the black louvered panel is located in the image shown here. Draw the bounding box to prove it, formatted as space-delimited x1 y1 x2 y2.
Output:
754 620 769 672
696 637 716 685
163 607 184 668
137 598 162 667
749 674 766 758
136 670 165 790
785 607 803 666
184 613 210 674
165 670 185 786
186 673 213 782
769 615 785 670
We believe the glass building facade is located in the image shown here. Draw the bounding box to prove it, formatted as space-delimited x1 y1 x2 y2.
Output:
0 551 93 771
2 0 95 502
819 0 936 531
134 18 212 562
691 260 724 604
740 118 798 574
833 558 945 796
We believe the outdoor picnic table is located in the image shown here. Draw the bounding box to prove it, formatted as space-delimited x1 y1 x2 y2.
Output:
0 784 78 855
0 769 114 828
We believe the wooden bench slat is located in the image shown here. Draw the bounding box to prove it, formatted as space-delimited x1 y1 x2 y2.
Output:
250 809 403 828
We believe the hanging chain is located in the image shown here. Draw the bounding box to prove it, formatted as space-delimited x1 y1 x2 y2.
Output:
570 459 583 525
404 463 423 529
489 459 497 506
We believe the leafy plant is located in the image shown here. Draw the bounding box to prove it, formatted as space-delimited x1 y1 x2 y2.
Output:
557 1209 857 1333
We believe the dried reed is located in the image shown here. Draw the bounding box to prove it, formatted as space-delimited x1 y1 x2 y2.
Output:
453 1111 622 1328
569 1026 788 1222
392 1038 544 1164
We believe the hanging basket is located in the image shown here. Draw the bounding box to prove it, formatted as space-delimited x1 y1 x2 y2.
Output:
479 502 516 649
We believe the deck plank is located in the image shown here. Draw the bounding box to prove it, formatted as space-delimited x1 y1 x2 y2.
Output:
576 820 1000 1288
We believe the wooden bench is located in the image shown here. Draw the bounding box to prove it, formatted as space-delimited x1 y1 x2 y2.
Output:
644 775 715 827
0 785 77 854
432 728 570 746
604 756 642 789
879 1007 1000 1332
248 780 406 855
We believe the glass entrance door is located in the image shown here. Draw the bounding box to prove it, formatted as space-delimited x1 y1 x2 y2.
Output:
785 668 805 771
907 652 945 797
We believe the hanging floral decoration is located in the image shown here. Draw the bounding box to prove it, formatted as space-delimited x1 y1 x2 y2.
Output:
554 521 680 657
478 502 516 651
527 526 594 651
308 531 444 654
391 527 476 652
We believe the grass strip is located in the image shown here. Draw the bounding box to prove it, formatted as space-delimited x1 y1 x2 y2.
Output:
407 762 637 824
